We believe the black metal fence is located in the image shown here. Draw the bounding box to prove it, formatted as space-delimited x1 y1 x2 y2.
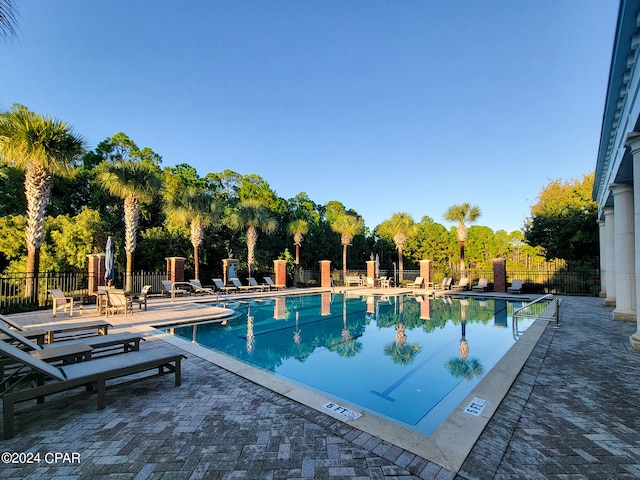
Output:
0 267 601 314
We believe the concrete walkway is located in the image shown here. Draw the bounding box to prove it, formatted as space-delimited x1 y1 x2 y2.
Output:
1 295 639 479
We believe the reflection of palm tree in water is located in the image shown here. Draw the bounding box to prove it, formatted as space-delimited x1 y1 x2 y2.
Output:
328 296 362 357
446 299 484 379
293 311 301 345
384 323 421 365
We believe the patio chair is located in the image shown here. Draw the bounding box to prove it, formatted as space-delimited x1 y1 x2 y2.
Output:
472 278 489 292
48 289 81 317
212 278 238 293
131 285 152 311
0 323 144 357
0 313 111 344
507 279 523 294
410 277 424 289
161 280 189 299
451 278 470 291
263 277 286 290
380 276 393 288
0 340 185 439
105 290 133 316
188 279 215 295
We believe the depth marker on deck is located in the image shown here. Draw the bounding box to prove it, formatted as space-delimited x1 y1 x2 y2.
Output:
322 401 362 421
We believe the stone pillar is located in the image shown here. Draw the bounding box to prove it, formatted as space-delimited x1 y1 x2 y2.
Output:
627 131 640 345
366 260 376 282
273 259 287 287
319 260 331 288
87 253 106 294
492 258 507 293
419 260 432 286
603 207 616 306
597 219 607 298
222 258 238 285
610 183 636 321
166 257 186 283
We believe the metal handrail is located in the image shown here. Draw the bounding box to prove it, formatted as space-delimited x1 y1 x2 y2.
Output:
512 294 560 340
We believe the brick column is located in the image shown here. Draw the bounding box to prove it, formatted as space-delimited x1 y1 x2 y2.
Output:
87 254 106 294
366 260 376 282
419 260 432 286
492 258 507 293
319 260 331 288
273 259 287 287
166 257 186 282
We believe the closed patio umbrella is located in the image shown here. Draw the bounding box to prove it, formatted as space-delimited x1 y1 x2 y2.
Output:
105 236 115 286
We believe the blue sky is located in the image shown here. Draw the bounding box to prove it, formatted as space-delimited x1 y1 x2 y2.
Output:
0 1 618 233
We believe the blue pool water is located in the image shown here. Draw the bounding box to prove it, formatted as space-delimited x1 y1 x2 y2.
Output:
163 293 540 435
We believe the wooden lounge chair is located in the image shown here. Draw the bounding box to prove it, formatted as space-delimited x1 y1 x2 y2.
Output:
212 278 237 293
131 285 152 311
263 277 285 290
0 314 111 344
0 323 144 357
0 340 185 439
188 280 215 295
410 277 424 289
105 290 133 316
48 289 81 317
472 278 489 292
507 279 523 294
451 278 470 291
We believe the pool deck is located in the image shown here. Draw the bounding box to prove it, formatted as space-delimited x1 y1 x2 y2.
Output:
2 289 640 479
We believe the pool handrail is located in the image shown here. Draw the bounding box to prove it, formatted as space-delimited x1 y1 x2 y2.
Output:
513 293 560 328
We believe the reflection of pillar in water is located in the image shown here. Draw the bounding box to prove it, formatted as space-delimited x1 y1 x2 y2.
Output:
418 296 431 320
321 292 331 316
494 299 508 328
246 315 255 354
274 297 287 319
366 296 375 314
192 324 197 343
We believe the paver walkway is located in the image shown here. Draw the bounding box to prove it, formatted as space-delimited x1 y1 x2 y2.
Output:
1 296 639 479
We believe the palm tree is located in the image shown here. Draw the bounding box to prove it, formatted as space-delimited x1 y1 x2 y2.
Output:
288 218 308 265
231 199 277 277
97 161 161 291
165 186 216 281
0 0 17 42
0 104 85 300
378 212 414 283
330 213 364 282
444 203 481 275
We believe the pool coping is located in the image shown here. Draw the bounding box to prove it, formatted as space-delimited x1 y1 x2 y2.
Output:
147 292 555 473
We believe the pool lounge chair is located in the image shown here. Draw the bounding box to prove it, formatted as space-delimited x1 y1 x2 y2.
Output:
212 278 238 293
161 280 189 299
0 340 185 439
48 289 80 317
507 279 523 294
248 277 269 292
434 277 452 290
188 280 215 295
263 277 286 290
410 277 424 289
451 277 470 291
472 278 489 292
0 323 144 357
0 314 111 344
230 277 255 292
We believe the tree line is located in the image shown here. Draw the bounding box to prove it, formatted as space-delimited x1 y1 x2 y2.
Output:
0 105 598 295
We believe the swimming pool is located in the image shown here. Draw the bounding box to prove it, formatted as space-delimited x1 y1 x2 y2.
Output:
163 292 542 435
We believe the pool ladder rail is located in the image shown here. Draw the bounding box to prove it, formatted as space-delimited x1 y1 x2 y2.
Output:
512 294 561 340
